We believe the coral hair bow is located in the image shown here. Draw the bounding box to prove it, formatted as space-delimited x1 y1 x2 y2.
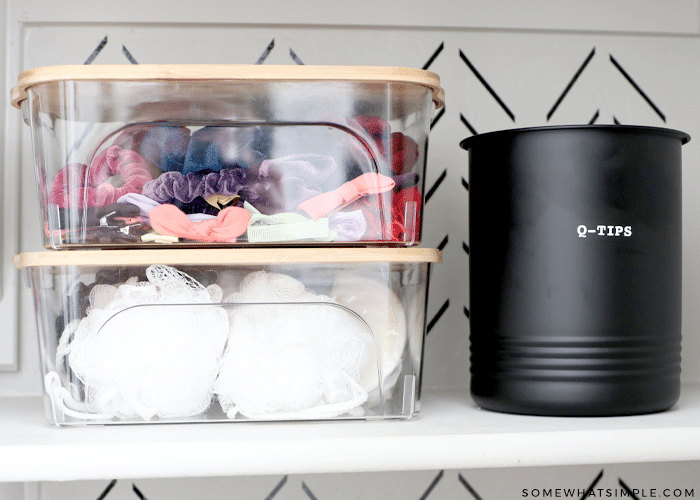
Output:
297 172 395 221
149 203 250 243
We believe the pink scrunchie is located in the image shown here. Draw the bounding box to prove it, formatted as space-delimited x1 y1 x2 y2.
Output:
49 146 153 208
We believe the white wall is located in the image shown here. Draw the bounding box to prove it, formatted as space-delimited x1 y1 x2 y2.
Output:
2 0 700 498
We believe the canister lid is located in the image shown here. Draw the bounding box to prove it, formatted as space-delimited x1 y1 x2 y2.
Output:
11 64 445 110
12 247 442 268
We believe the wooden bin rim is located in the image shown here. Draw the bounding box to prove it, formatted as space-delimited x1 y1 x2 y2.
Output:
12 247 442 269
11 64 445 109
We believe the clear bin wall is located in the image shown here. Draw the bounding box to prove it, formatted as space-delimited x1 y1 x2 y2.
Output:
24 260 431 425
24 79 434 248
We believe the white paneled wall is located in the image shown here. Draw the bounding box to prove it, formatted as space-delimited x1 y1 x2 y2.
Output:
2 0 700 498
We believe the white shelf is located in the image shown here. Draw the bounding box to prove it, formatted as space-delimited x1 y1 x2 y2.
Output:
2 384 700 483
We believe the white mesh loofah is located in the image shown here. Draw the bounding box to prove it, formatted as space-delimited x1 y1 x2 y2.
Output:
330 271 407 402
57 265 229 421
214 271 371 419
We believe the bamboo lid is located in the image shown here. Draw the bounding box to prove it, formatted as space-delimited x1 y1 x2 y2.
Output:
11 64 444 110
12 247 441 269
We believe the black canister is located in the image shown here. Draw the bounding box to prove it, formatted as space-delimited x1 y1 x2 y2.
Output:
460 125 690 416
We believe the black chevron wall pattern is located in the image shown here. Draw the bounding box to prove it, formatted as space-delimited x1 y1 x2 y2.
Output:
81 468 665 499
421 42 452 336
83 36 108 64
460 49 516 123
94 479 116 500
547 47 596 122
29 29 685 500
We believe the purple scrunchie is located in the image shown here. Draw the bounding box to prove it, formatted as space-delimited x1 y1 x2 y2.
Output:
141 168 252 204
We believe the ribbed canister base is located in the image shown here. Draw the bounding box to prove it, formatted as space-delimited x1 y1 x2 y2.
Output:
470 335 681 416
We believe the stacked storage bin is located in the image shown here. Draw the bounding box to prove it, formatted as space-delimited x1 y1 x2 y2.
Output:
11 65 444 425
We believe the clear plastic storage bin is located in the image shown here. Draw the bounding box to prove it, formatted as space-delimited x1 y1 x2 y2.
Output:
13 247 440 426
11 65 444 249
